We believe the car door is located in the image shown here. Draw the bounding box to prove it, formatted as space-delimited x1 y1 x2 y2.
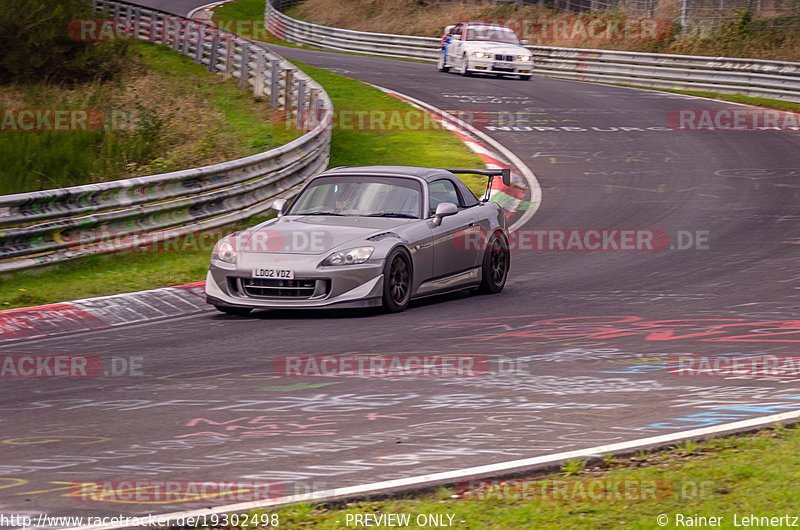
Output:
428 178 480 279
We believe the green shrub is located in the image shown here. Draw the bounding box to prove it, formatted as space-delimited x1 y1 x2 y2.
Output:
0 0 130 83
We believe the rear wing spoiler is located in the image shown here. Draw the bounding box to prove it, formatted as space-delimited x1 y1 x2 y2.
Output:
446 168 512 203
446 168 511 187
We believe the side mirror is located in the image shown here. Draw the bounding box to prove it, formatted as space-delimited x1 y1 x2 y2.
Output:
271 198 288 217
501 168 511 187
521 39 529 45
433 202 458 226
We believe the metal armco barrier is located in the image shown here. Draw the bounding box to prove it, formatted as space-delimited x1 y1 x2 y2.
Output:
0 0 333 273
266 0 800 103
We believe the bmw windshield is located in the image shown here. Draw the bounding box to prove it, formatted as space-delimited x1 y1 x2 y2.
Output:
287 175 423 219
466 25 521 44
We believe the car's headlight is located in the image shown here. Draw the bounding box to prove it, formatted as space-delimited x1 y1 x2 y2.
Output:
474 51 491 59
212 240 237 264
517 54 532 62
321 246 374 266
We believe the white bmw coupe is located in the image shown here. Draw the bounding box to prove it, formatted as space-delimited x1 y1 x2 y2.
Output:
438 22 534 80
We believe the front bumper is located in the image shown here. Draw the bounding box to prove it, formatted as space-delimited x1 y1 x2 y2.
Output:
204 254 385 310
468 58 533 75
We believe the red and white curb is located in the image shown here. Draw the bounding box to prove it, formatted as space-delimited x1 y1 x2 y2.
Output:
187 0 234 19
0 282 207 343
376 86 541 233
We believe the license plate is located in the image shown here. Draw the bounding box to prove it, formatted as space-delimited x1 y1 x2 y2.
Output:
493 62 514 68
252 268 294 279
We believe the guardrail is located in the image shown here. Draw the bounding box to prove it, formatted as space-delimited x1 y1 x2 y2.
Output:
0 0 333 273
266 1 800 103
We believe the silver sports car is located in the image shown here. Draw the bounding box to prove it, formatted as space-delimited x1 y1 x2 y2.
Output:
205 165 511 313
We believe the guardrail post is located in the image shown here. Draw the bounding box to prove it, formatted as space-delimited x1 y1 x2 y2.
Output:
283 68 294 112
680 0 690 30
113 1 120 20
195 25 206 64
182 22 194 54
133 7 141 40
307 88 320 130
224 38 236 79
254 49 266 97
149 13 158 41
209 32 221 73
239 42 251 89
161 15 170 45
296 79 306 128
172 19 182 51
270 59 281 107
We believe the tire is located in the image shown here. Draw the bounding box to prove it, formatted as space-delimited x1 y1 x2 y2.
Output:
214 304 253 316
437 54 449 72
382 248 412 312
460 54 471 76
478 232 510 294
519 74 532 81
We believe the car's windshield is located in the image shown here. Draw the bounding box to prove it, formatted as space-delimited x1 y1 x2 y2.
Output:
466 25 520 45
287 175 423 218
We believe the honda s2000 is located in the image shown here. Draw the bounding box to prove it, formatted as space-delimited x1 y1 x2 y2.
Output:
205 165 511 313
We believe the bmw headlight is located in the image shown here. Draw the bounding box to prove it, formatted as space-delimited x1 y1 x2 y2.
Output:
321 246 374 266
212 240 237 264
474 51 491 59
517 54 532 62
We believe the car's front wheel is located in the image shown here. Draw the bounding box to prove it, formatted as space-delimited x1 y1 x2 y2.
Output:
478 232 510 294
382 248 412 312
459 54 471 76
214 304 253 316
437 54 449 72
519 74 532 81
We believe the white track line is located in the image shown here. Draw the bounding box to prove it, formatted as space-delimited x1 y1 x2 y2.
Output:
66 408 800 530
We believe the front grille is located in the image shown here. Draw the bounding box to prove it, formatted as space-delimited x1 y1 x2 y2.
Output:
495 54 514 62
241 278 326 298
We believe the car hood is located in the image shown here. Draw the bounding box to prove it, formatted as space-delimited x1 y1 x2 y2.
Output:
468 42 529 55
235 215 413 255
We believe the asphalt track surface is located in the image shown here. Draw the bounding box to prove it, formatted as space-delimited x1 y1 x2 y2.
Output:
2 2 800 523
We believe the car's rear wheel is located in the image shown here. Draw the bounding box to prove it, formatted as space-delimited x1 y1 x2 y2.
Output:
214 304 253 316
519 74 532 81
478 232 510 294
437 54 449 72
382 248 412 312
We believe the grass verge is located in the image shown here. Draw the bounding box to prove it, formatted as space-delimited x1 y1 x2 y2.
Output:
0 41 298 195
236 423 800 529
1 62 484 308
